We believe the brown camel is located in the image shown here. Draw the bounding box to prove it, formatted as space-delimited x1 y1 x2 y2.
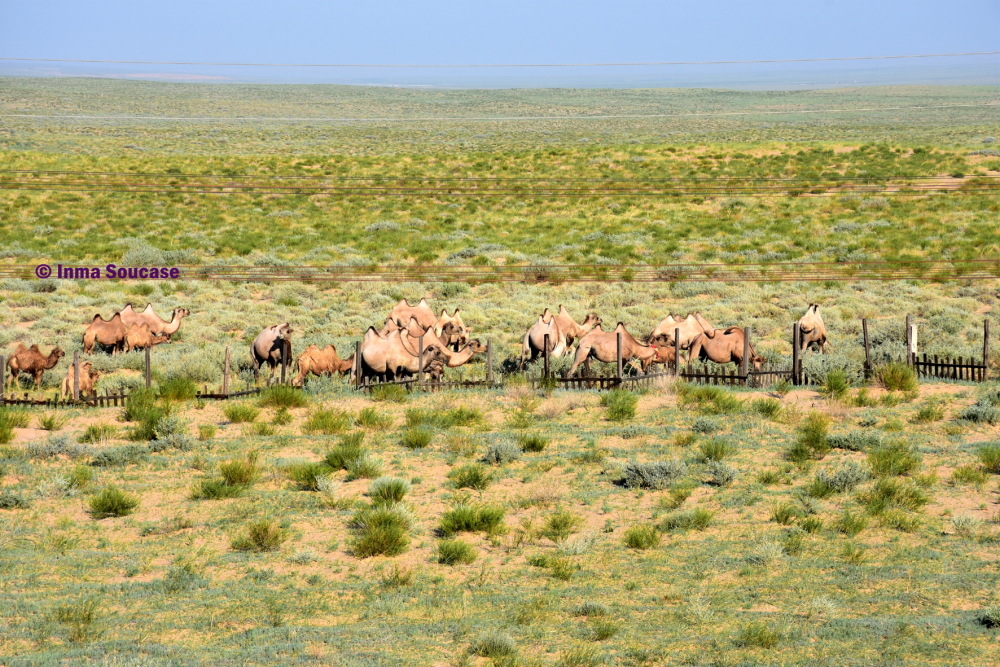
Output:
434 308 471 350
293 344 355 386
399 318 486 368
649 312 716 351
123 323 171 353
83 313 128 355
251 323 294 383
387 298 437 329
61 361 100 400
521 309 601 369
798 304 829 353
120 304 190 340
646 342 677 370
688 327 766 371
357 328 449 382
6 343 65 390
544 305 601 349
567 323 659 376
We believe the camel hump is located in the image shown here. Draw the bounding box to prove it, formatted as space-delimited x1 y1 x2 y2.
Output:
615 322 627 331
418 298 429 306
439 308 448 317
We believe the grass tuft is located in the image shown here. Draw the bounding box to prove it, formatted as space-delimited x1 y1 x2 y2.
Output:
88 485 139 519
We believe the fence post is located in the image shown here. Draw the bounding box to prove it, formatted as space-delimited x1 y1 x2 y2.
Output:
905 314 912 366
616 332 623 382
792 323 801 386
741 326 750 380
418 335 425 386
862 318 871 376
985 319 990 382
674 327 681 377
487 338 493 384
223 347 230 395
73 351 80 401
543 333 550 379
145 347 151 389
0 354 4 403
355 341 362 389
281 340 288 385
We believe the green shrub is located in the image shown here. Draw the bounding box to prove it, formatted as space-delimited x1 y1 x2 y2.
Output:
79 423 116 444
219 452 261 487
958 402 1000 424
820 370 850 400
325 432 366 470
880 510 921 532
302 408 351 434
801 516 824 534
736 621 780 649
913 400 945 423
707 460 737 486
223 402 260 424
600 389 638 421
771 503 801 525
857 478 929 514
0 489 31 510
189 478 245 500
519 433 549 452
623 524 661 549
351 503 413 557
88 485 139 519
576 601 610 617
483 437 522 465
543 509 583 541
90 444 150 467
437 539 477 565
951 464 988 486
749 398 783 419
38 413 69 431
231 518 287 552
876 362 918 392
406 406 481 428
659 508 714 532
198 424 217 441
827 430 883 451
281 460 333 491
469 629 516 658
439 503 506 537
978 443 1000 474
122 388 168 442
271 406 292 425
621 460 687 489
357 406 391 429
401 427 433 449
835 510 868 537
868 441 921 477
698 438 732 462
448 463 494 491
810 461 870 497
0 409 30 443
788 412 830 462
159 377 197 401
346 452 384 480
259 385 307 408
840 542 868 565
678 384 744 415
591 618 619 641
55 597 100 644
370 384 408 403
368 476 411 504
550 557 577 581
691 416 720 434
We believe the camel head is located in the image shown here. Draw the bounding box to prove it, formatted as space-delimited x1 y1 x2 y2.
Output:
173 307 191 319
277 324 293 341
750 348 766 372
583 313 602 327
650 334 671 347
48 347 66 367
465 340 487 354
423 344 450 367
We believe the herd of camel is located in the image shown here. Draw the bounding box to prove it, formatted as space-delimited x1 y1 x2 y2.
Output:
3 298 829 395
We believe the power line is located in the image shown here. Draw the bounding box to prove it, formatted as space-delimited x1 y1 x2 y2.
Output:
1 51 998 68
1 102 992 123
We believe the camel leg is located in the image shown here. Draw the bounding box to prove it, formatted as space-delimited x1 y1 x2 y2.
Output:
567 343 592 377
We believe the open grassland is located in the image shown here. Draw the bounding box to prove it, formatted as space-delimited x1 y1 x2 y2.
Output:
1 79 1000 665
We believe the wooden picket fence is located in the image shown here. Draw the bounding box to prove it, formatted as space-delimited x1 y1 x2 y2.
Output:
912 354 987 382
1 389 129 408
195 386 264 401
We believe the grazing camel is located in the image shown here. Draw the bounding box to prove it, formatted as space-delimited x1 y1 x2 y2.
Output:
648 312 716 354
688 327 766 371
567 323 659 376
545 305 601 349
434 308 471 350
387 298 437 330
798 304 829 353
83 313 128 355
293 344 355 386
357 328 449 382
646 342 677 370
251 323 293 383
61 361 100 400
398 318 486 369
120 304 190 340
6 343 65 390
123 323 171 353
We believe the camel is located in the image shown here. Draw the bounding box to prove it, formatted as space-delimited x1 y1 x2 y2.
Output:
544 305 602 349
567 323 659 376
61 361 100 400
798 304 829 353
123 323 171 353
520 314 565 369
648 312 716 352
293 344 355 386
120 304 189 340
83 313 128 355
357 328 449 382
392 318 487 369
251 323 293 383
434 308 471 350
646 342 677 370
6 343 65 390
688 327 766 371
387 298 437 330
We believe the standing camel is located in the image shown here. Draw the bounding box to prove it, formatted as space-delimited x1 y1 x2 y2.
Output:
251 323 293 383
687 327 766 371
567 323 658 376
7 344 65 391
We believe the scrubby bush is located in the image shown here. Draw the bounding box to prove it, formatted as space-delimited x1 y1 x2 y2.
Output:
437 539 477 565
706 460 737 486
876 362 918 392
158 377 197 401
223 402 259 424
28 434 90 459
658 508 714 532
346 452 384 480
749 398 783 420
220 452 261 487
621 460 687 489
623 524 660 549
90 444 150 467
678 384 744 415
231 518 287 552
79 423 116 445
325 432 366 470
357 406 391 429
787 412 830 463
369 384 408 403
543 509 583 541
810 460 870 496
519 433 549 452
835 510 868 536
302 408 351 434
281 460 332 491
698 438 732 462
868 440 921 477
821 370 851 400
88 485 139 519
37 413 68 431
439 503 506 537
483 436 522 465
978 444 1000 474
448 463 493 491
827 430 883 452
469 630 516 658
857 478 929 514
368 476 411 504
401 427 433 449
406 406 481 428
736 621 780 649
0 489 31 510
959 401 1000 424
259 385 307 408
152 415 194 451
351 502 413 557
600 389 638 421
691 416 720 434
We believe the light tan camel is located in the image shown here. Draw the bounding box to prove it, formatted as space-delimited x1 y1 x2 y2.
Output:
83 313 127 355
567 323 658 376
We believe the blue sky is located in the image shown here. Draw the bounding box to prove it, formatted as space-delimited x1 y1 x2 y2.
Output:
1 0 997 86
